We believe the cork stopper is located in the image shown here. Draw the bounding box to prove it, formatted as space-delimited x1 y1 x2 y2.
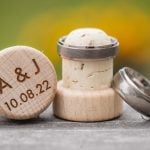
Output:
53 28 123 121
0 46 57 120
64 28 112 47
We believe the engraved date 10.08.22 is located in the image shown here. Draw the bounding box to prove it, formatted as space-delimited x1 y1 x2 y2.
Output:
4 80 51 111
1 58 52 112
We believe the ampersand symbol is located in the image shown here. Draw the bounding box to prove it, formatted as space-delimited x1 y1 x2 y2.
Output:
15 68 30 82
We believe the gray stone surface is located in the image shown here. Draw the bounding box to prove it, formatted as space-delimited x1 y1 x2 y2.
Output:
0 103 150 150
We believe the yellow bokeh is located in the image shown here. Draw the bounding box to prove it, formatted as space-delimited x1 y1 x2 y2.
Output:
18 3 150 66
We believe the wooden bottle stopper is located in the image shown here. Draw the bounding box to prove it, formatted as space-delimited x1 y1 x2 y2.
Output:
0 46 57 120
54 81 122 121
53 28 123 121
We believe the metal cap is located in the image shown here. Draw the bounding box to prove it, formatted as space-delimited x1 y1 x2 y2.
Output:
57 36 119 59
112 67 150 117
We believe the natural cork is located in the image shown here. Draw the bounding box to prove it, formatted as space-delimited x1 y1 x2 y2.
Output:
53 28 123 121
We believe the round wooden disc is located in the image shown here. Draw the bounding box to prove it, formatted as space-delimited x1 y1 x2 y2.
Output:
0 46 57 120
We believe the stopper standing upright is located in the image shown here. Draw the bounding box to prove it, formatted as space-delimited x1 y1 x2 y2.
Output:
53 28 123 121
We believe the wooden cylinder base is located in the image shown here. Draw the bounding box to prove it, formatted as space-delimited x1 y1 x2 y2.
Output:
53 81 123 122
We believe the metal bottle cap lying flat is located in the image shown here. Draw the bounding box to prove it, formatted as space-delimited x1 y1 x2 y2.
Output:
112 67 150 117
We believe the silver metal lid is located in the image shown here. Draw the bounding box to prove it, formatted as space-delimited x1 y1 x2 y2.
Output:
57 36 119 59
112 67 150 117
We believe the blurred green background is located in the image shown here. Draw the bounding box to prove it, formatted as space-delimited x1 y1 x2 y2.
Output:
0 0 150 79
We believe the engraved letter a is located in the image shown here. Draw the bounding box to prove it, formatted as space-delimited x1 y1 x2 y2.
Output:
0 78 12 94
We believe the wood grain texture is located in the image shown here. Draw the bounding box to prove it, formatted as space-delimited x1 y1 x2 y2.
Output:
0 46 57 120
0 104 150 150
53 81 123 122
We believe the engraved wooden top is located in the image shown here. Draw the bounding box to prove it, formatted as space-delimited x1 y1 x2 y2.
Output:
0 46 57 120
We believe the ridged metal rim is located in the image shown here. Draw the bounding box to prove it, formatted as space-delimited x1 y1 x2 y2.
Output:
112 67 150 117
57 36 119 59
